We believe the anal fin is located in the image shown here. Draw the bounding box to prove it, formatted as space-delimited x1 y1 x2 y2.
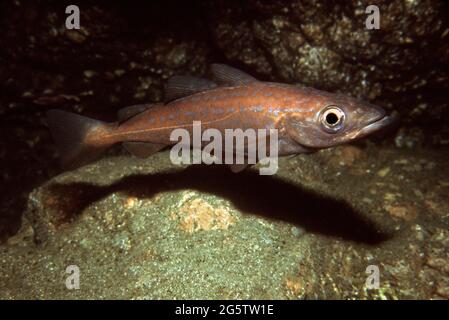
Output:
123 141 166 158
228 163 251 173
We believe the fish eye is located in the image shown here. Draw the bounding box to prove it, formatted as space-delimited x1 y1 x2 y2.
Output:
319 106 345 133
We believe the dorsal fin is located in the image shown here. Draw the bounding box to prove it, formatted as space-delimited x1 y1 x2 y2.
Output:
164 76 217 102
210 64 258 86
118 103 160 122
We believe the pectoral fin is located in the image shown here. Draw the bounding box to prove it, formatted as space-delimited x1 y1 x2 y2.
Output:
123 142 166 158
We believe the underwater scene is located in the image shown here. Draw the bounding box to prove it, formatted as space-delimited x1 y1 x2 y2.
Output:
0 0 448 300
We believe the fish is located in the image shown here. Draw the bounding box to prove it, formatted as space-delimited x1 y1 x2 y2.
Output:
47 64 394 172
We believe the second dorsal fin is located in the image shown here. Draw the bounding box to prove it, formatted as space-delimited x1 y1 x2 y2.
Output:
210 64 258 86
164 76 217 102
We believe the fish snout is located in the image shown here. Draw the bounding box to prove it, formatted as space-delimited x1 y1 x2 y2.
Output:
363 104 387 125
349 103 395 139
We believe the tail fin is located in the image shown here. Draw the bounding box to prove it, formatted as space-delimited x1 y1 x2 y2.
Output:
47 110 117 170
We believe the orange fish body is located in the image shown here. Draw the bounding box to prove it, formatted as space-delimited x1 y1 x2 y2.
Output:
47 64 393 171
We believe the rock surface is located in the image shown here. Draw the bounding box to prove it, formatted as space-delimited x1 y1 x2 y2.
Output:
1 146 448 299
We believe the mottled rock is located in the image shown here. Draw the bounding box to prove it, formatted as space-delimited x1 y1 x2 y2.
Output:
385 204 418 221
204 0 448 126
0 145 448 299
173 195 237 233
328 145 364 167
377 167 390 177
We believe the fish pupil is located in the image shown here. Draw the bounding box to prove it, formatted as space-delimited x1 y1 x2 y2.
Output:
326 112 339 125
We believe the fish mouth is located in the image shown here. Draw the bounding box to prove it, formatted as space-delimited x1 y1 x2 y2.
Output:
353 114 396 139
